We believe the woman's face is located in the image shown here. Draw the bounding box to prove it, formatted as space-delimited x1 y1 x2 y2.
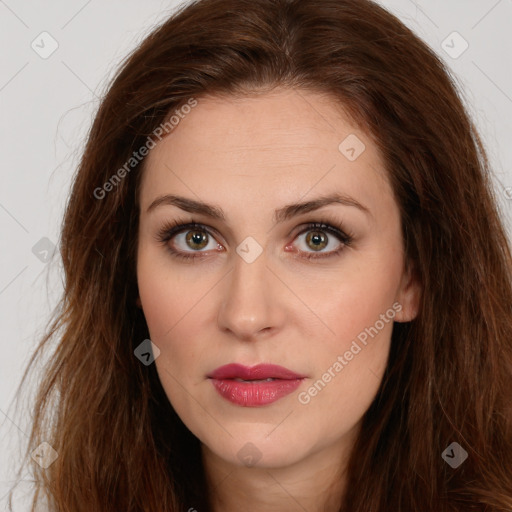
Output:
136 89 420 470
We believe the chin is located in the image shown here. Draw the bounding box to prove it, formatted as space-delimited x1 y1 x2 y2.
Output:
197 424 317 469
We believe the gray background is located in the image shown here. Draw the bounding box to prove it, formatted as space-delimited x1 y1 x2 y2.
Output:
1 0 511 508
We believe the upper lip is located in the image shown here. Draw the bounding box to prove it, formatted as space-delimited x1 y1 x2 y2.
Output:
208 363 306 380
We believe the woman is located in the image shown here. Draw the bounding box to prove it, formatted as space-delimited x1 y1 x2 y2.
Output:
9 0 512 510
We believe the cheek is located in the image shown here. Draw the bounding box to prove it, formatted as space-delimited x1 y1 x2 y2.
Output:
136 250 215 386
292 247 402 414
136 245 208 340
299 247 403 352
137 255 221 437
319 275 398 352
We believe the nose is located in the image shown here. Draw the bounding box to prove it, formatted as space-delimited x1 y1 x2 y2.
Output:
216 248 285 341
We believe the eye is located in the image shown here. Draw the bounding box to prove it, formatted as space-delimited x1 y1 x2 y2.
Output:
290 222 353 260
155 220 353 261
155 221 223 260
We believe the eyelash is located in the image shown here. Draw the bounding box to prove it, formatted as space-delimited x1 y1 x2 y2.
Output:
154 219 354 261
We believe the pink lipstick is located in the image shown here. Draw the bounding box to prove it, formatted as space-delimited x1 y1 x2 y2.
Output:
208 363 305 407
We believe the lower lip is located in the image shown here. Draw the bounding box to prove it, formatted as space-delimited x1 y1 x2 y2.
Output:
210 378 303 406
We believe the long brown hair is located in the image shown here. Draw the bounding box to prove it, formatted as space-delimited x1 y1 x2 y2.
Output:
8 0 512 510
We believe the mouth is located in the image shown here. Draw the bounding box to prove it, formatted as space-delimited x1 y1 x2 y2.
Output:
233 377 277 382
207 363 306 407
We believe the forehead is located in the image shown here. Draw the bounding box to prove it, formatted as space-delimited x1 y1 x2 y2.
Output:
139 88 393 217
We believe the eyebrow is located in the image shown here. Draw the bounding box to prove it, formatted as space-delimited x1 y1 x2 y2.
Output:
146 192 371 223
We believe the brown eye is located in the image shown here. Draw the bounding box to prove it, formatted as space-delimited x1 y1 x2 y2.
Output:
185 230 209 250
305 231 328 251
156 222 223 259
292 222 353 260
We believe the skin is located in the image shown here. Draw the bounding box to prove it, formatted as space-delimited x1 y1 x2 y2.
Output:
136 88 421 511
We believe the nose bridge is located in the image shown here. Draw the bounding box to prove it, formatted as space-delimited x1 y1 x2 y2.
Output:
217 245 281 339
